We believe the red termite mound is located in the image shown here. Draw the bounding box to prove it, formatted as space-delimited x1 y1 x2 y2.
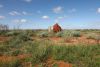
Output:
53 23 62 33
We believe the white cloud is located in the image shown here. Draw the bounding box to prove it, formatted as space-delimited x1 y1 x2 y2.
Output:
22 11 27 15
9 11 31 16
53 6 63 13
0 16 5 19
68 8 76 13
0 4 3 8
42 16 49 19
23 0 32 3
20 19 27 23
97 8 100 13
9 11 21 16
13 19 27 23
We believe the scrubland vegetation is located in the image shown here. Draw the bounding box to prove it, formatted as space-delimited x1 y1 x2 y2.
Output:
0 29 100 67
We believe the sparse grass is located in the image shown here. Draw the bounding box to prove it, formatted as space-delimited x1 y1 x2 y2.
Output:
0 30 100 67
86 33 97 39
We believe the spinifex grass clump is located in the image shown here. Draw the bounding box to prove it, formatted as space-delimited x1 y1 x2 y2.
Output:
72 31 81 37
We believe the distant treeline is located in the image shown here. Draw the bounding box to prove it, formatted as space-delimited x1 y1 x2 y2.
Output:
0 24 9 30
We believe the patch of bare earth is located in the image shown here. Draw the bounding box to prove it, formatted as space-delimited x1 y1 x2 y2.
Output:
0 36 10 42
35 57 72 67
49 36 100 45
56 61 72 67
0 54 31 62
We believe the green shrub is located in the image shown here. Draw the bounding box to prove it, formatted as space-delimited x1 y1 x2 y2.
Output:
72 31 81 37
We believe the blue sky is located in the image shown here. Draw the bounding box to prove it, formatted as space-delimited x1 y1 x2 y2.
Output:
0 0 100 29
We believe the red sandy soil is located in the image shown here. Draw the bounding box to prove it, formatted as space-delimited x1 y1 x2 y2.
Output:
56 61 72 67
0 54 32 67
0 56 16 62
0 36 10 42
0 54 31 62
35 57 72 67
49 36 100 45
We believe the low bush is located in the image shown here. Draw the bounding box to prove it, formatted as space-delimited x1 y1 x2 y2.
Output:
72 31 81 37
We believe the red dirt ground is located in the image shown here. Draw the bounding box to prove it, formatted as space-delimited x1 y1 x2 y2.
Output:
56 61 72 67
0 36 10 42
0 54 31 62
49 36 100 45
35 57 72 67
0 55 72 67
